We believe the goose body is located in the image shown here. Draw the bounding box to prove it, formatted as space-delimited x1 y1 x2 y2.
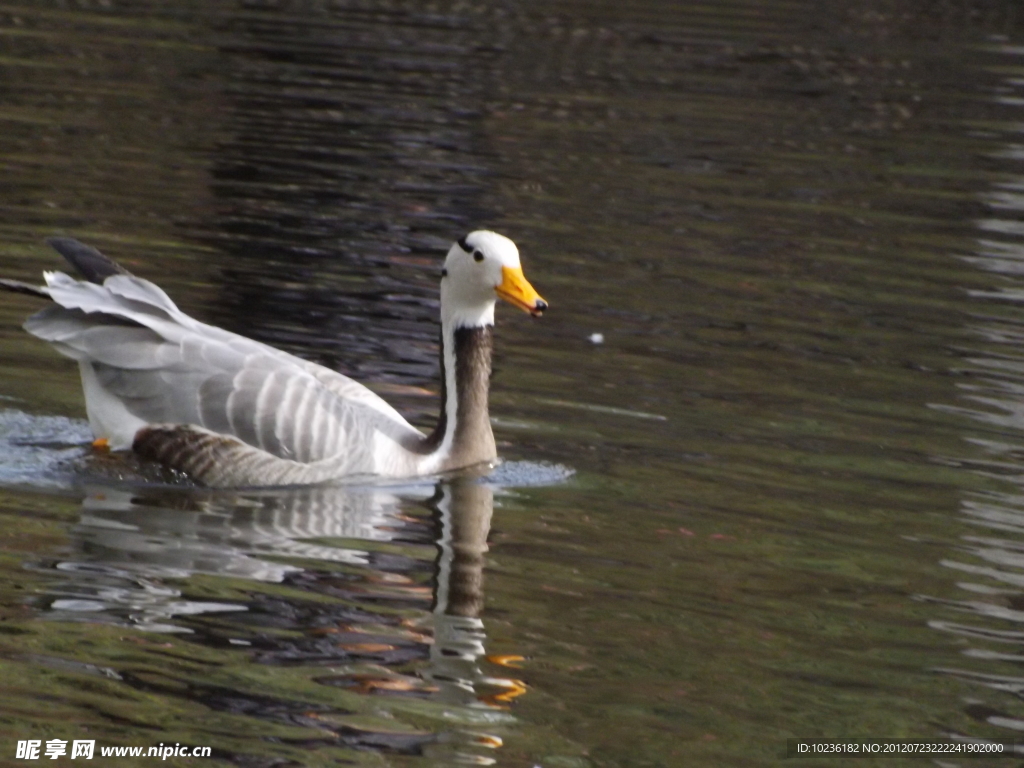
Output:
1 232 546 487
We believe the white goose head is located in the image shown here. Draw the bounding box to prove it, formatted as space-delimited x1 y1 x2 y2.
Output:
416 230 547 473
440 230 547 329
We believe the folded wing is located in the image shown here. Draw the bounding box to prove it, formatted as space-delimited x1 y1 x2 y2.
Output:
25 270 423 470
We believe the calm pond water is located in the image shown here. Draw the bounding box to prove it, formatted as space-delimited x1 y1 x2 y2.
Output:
8 0 1024 765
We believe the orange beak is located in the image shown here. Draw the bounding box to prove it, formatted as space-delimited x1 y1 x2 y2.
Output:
496 266 548 317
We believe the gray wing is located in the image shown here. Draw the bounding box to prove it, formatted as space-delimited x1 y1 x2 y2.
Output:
25 270 424 465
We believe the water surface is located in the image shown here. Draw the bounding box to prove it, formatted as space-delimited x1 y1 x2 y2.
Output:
6 1 1024 766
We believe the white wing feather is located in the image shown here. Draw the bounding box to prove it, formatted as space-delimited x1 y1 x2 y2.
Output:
25 272 425 473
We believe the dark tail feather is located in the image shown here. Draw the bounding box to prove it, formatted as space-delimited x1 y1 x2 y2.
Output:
0 278 49 299
47 237 130 284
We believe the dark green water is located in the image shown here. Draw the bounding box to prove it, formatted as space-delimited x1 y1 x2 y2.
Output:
5 1 1024 766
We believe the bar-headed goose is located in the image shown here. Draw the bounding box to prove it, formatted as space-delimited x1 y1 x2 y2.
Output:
0 232 547 487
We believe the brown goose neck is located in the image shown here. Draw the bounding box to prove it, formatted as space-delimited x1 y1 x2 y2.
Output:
421 324 496 468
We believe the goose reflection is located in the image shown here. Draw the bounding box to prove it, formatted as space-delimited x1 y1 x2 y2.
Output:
47 474 525 723
71 481 429 585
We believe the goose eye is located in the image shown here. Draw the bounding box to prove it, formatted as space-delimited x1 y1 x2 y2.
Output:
473 251 484 262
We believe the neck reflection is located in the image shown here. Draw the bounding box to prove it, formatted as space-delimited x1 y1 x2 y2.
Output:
427 478 526 711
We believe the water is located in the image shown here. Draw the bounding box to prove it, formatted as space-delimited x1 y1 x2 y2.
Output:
6 0 1024 765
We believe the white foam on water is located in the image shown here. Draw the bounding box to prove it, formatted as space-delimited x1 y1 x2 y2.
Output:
0 409 93 489
484 460 575 488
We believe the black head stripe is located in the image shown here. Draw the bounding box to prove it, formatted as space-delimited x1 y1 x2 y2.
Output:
457 235 471 253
